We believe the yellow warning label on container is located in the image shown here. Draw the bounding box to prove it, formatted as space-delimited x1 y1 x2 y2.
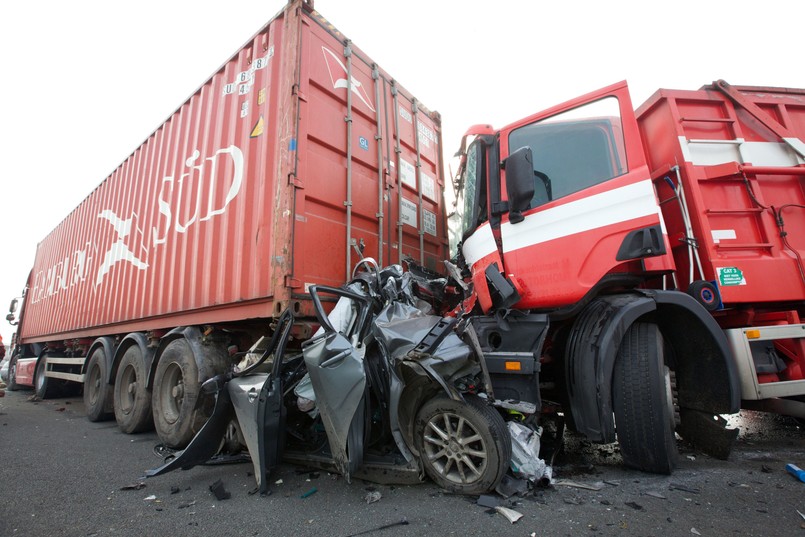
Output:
250 115 265 138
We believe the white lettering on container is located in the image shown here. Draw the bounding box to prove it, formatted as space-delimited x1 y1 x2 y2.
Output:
401 198 417 229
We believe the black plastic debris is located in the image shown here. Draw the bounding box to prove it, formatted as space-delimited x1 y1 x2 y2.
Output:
476 494 500 508
345 518 409 537
120 482 146 491
209 479 231 500
495 474 528 498
625 501 644 511
170 486 181 494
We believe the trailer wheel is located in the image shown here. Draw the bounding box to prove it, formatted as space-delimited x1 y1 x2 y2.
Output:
114 346 154 433
613 322 677 474
7 355 20 391
152 338 205 448
34 355 62 399
84 347 114 422
414 394 511 495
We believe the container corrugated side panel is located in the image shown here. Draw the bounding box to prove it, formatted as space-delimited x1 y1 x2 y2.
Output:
292 10 447 293
638 85 805 305
22 9 294 341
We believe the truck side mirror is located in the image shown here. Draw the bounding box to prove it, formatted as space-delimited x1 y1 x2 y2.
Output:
502 147 535 224
9 298 18 313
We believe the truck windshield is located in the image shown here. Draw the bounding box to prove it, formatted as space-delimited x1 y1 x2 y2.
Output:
508 97 626 208
456 140 485 243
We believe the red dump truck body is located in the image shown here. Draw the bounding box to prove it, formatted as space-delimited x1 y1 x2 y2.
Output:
19 2 446 344
638 82 805 306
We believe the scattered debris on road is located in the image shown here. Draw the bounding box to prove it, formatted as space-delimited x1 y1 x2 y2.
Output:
208 479 231 501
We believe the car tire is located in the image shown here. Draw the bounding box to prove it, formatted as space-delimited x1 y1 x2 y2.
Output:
414 394 511 495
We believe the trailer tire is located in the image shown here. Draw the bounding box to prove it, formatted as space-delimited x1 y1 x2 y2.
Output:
152 338 205 448
114 346 154 433
84 348 114 422
7 355 20 391
34 355 62 399
613 322 677 474
414 394 511 495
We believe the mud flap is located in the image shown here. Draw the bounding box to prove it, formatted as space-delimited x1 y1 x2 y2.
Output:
677 408 738 460
145 384 234 477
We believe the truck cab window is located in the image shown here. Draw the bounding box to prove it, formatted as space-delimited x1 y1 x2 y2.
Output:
508 97 626 208
457 140 487 239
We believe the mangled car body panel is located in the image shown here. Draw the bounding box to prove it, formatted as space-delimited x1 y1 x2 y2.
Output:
148 261 527 495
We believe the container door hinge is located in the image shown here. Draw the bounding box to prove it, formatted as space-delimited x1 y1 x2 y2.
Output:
285 276 303 289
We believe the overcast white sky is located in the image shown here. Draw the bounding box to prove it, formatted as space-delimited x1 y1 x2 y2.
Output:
0 0 802 347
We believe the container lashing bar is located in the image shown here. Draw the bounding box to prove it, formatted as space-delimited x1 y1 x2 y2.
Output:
372 66 385 264
412 98 425 266
344 40 354 282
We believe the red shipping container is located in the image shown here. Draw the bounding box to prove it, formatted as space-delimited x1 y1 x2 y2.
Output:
20 1 446 343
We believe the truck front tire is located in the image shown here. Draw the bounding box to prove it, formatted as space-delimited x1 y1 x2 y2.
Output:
7 355 20 391
613 322 677 474
34 355 62 399
152 338 206 448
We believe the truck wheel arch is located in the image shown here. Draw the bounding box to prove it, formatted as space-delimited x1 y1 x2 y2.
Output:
650 290 741 415
565 290 740 444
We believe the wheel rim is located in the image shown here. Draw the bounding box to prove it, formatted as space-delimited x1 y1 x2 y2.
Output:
219 419 243 454
663 366 680 430
422 411 488 485
118 364 137 415
160 362 184 424
87 362 101 407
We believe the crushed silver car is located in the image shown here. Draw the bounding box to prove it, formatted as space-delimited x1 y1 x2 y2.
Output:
148 260 544 495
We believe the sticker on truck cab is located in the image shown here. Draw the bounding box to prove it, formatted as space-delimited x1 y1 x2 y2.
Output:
717 267 746 286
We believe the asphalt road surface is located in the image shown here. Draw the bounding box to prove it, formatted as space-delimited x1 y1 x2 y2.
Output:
0 389 803 537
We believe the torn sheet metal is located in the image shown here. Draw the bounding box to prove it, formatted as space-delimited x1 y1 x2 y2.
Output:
303 331 367 482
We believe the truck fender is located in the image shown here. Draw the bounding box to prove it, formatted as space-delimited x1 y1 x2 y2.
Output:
83 337 118 384
565 290 740 444
110 333 153 386
146 326 230 390
645 289 741 414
